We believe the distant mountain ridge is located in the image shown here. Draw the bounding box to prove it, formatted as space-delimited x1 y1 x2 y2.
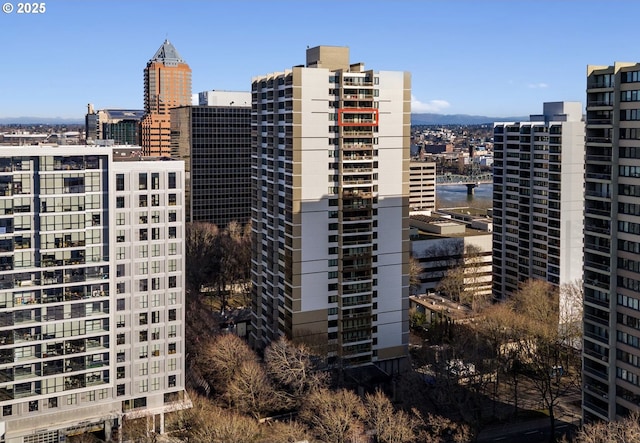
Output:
0 117 84 125
0 113 529 126
412 113 529 125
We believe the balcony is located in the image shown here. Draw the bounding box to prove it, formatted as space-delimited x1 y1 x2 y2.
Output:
584 346 608 362
584 329 608 344
586 154 612 162
342 129 374 138
584 311 609 326
585 172 611 181
342 177 373 185
586 137 613 144
583 397 609 418
342 190 373 199
584 260 610 272
587 119 612 125
587 100 613 107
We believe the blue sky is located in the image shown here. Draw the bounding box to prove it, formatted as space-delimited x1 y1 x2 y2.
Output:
1 0 639 119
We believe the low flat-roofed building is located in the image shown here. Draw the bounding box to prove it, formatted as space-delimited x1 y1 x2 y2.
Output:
410 213 492 300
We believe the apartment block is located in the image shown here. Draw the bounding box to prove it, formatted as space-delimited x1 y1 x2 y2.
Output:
583 62 640 422
0 146 187 443
170 93 252 227
250 46 410 372
85 105 144 146
492 102 585 300
409 161 436 212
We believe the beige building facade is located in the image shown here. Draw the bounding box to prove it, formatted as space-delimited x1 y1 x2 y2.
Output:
251 46 411 372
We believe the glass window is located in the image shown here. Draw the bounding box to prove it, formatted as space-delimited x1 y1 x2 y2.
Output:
139 173 147 190
116 174 124 191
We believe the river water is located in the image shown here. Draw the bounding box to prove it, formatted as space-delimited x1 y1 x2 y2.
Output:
436 183 493 209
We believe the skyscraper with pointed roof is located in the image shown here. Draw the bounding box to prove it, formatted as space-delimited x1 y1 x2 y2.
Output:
141 40 192 157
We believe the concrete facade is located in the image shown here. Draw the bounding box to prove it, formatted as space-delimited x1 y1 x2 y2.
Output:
583 62 640 422
0 146 188 443
492 102 585 300
250 46 410 372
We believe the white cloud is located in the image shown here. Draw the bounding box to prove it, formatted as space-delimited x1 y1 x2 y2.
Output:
527 82 549 89
411 95 451 113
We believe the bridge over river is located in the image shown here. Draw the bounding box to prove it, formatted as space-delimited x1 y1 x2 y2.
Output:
436 173 493 194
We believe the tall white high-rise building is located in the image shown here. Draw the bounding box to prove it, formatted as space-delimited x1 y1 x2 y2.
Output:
250 46 411 372
492 102 585 298
583 62 640 422
0 146 188 443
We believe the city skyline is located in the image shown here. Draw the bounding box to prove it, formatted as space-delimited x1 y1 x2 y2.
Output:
2 0 640 119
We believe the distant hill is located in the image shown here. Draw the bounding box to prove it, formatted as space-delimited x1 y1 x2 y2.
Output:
412 113 528 126
0 117 84 125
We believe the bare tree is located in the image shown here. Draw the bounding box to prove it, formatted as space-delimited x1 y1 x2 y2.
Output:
299 388 365 443
568 411 640 443
413 410 473 443
167 392 262 443
185 221 252 312
227 359 285 419
198 333 258 400
121 417 157 443
507 279 582 438
214 221 251 312
409 254 423 295
436 266 466 304
476 302 526 416
185 222 220 294
264 337 328 400
436 244 491 312
256 420 312 443
363 389 418 443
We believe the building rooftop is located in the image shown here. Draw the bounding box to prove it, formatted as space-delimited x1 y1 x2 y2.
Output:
102 109 145 120
150 39 186 64
409 214 491 239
